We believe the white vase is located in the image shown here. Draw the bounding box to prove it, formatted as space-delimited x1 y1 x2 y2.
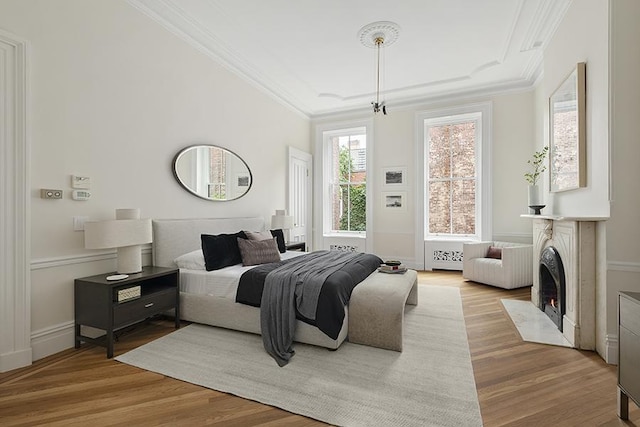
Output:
527 185 544 214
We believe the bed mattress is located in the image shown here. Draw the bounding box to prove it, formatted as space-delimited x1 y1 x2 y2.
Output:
179 251 304 299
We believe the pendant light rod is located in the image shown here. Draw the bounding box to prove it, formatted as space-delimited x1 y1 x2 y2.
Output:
357 21 400 115
375 36 383 112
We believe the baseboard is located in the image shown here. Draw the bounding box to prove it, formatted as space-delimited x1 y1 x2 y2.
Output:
31 321 75 361
0 347 33 373
604 334 618 365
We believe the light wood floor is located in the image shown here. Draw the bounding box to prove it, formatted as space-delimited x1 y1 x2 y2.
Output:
1 270 638 426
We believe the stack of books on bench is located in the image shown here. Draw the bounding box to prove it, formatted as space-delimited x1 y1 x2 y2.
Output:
378 261 407 274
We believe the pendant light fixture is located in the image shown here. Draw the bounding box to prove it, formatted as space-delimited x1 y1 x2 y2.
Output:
358 21 400 115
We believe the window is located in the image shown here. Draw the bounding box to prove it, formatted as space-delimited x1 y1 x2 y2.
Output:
207 147 226 200
426 113 480 237
323 127 367 234
417 102 492 243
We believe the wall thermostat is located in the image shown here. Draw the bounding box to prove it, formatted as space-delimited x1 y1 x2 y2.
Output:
72 190 91 201
71 175 91 189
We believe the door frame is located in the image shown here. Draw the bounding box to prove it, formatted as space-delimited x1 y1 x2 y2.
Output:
288 146 313 250
0 29 32 372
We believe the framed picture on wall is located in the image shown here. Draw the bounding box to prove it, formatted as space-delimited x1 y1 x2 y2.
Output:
382 167 407 187
382 192 407 212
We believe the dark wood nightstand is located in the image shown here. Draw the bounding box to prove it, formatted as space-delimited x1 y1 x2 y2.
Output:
618 291 640 419
285 241 306 251
74 266 180 358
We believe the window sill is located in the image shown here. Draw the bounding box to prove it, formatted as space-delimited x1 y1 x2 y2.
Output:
323 233 366 239
425 236 478 242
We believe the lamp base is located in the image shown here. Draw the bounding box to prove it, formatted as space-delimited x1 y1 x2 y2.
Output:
117 245 143 274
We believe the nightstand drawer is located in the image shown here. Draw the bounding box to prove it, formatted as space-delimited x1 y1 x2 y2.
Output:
113 288 175 327
620 297 640 335
620 326 640 401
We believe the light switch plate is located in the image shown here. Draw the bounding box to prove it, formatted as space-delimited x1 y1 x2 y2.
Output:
41 189 63 199
73 216 89 231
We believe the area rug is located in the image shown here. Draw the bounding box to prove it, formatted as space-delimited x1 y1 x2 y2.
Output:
116 285 482 427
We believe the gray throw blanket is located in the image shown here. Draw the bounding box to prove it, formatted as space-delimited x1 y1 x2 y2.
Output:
260 250 360 366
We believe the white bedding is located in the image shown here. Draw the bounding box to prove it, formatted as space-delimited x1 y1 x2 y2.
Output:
179 251 305 299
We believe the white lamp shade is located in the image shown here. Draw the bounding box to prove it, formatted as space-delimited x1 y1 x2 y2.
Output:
84 217 152 274
84 219 152 249
271 215 294 230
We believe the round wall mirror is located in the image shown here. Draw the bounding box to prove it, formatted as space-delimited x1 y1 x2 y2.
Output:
172 145 253 201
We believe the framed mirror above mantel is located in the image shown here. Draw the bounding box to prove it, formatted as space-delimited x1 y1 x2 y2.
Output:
172 145 253 201
549 62 587 193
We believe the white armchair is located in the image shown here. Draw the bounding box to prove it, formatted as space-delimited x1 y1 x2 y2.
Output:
462 241 533 289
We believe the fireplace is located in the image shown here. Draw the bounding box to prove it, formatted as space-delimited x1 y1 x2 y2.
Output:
529 216 600 350
539 246 566 331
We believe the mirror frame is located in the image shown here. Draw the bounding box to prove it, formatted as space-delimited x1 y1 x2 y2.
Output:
172 144 253 201
549 62 586 193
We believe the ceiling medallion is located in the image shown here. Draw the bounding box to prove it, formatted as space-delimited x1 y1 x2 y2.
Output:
357 21 400 115
357 21 401 48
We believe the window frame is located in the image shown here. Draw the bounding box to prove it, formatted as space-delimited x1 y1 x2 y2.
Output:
415 102 492 253
424 111 482 239
322 126 368 236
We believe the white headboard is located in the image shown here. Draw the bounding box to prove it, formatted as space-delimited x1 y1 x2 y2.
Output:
152 217 264 267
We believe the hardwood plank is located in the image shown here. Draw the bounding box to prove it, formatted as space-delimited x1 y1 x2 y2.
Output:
0 271 638 426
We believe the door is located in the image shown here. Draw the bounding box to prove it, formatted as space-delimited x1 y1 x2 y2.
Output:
288 147 312 249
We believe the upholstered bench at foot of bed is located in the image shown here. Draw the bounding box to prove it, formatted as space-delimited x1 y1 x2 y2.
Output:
348 269 418 351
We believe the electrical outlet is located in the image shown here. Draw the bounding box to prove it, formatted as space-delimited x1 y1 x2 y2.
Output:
41 189 63 199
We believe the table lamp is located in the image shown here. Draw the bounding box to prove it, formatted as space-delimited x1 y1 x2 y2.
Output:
271 210 294 231
84 208 152 276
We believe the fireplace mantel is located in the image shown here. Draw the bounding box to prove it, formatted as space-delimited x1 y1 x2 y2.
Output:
522 215 606 350
521 214 609 221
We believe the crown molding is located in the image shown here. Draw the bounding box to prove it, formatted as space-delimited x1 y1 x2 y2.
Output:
127 0 567 118
521 0 572 52
126 0 311 119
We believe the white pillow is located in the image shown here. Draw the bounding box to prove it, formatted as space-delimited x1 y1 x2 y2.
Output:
174 250 206 270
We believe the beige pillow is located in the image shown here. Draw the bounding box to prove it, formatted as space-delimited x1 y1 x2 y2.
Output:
244 230 273 241
237 237 281 266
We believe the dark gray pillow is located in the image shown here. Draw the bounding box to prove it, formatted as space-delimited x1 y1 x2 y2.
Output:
237 237 281 266
270 229 287 253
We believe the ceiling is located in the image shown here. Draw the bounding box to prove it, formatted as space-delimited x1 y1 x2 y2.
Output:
128 0 571 118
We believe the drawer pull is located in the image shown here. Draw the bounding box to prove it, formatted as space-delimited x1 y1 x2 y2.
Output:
144 303 154 308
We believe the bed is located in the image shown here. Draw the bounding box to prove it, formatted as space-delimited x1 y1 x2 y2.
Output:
152 217 355 350
152 216 419 364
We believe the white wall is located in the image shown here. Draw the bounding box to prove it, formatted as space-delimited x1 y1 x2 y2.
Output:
0 0 310 361
604 0 640 363
313 90 537 267
538 0 610 218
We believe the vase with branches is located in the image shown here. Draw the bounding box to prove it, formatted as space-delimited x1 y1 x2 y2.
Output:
524 146 548 214
524 146 549 185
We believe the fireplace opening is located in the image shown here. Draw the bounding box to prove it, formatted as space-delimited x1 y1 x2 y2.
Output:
539 246 566 331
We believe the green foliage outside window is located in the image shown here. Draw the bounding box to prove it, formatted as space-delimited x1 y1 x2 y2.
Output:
338 146 366 231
